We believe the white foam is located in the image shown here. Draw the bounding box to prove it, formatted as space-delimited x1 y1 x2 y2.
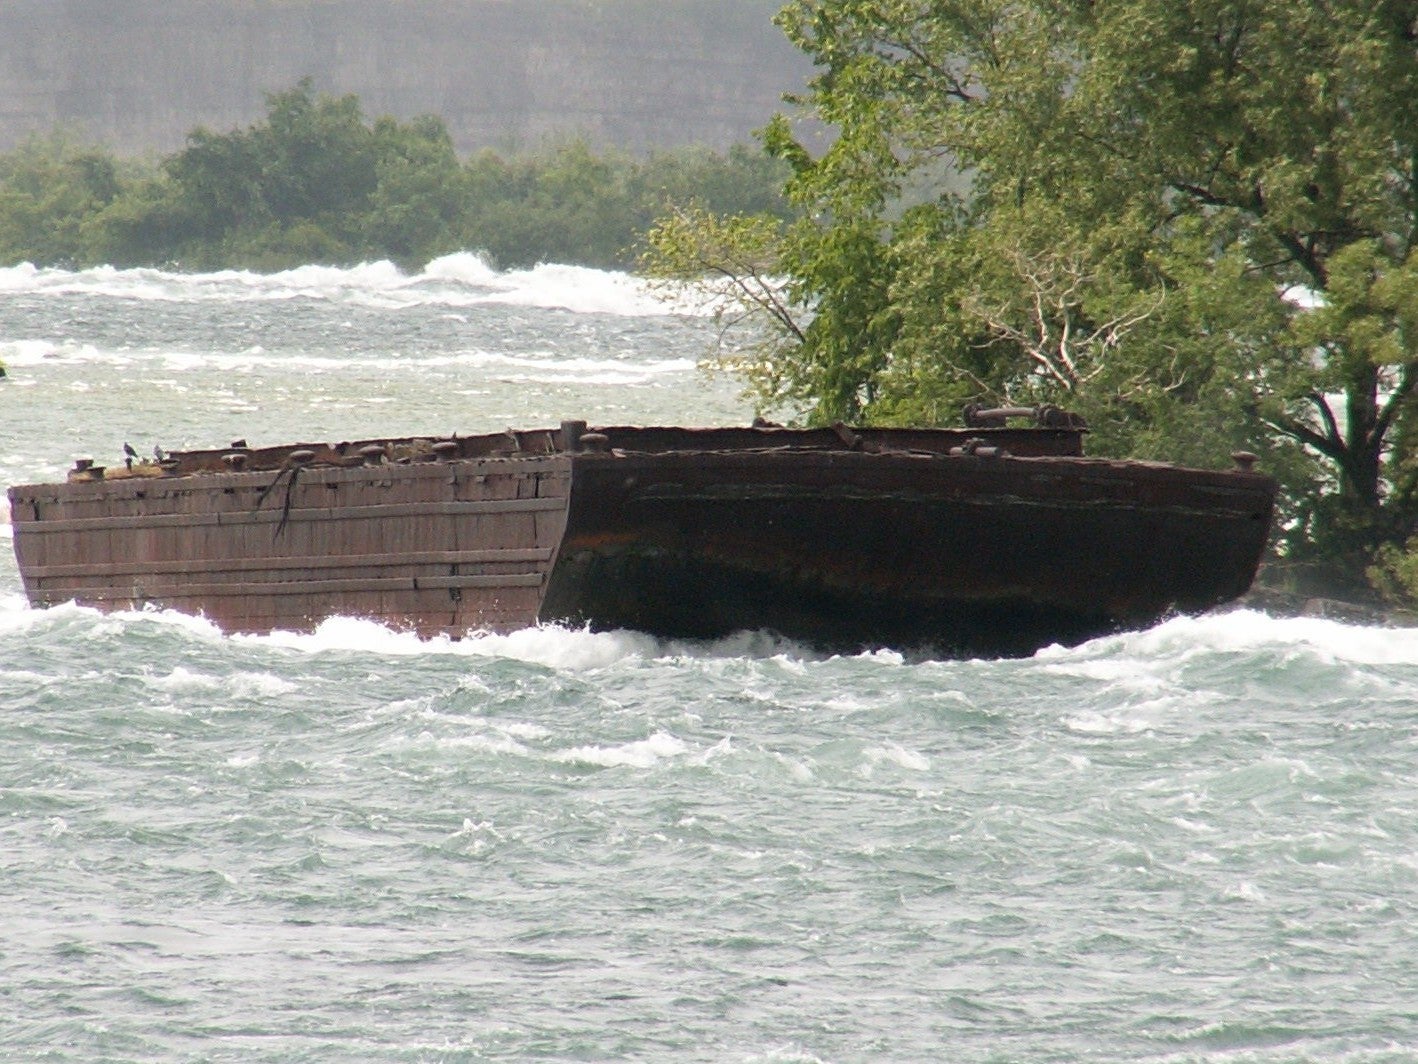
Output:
146 665 299 699
248 615 453 655
1040 608 1418 668
0 260 40 289
0 598 820 669
0 667 53 686
1063 710 1134 735
239 616 663 668
463 624 664 668
477 262 679 316
551 730 689 769
862 743 930 773
433 732 535 758
743 1048 832 1064
56 344 699 383
0 255 697 318
0 339 116 368
500 721 552 741
453 349 696 384
0 599 236 643
11 592 1411 676
147 665 220 693
419 251 502 286
658 629 822 661
0 597 84 635
1221 880 1267 903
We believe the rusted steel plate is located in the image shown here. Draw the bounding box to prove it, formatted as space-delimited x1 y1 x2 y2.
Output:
540 445 1276 655
583 424 1084 457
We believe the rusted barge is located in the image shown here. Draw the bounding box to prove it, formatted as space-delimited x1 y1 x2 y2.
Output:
7 412 1277 656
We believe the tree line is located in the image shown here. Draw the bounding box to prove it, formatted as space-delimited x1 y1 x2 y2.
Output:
643 0 1418 607
0 79 791 273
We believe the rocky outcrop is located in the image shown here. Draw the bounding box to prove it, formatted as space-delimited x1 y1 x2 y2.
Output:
0 0 816 155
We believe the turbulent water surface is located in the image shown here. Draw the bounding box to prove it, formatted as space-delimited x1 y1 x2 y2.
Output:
3 257 1418 1063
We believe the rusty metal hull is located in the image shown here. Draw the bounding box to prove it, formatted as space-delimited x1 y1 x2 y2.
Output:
540 448 1276 656
7 423 1276 655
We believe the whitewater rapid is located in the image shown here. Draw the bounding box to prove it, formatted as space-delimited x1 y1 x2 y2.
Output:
5 257 1417 1063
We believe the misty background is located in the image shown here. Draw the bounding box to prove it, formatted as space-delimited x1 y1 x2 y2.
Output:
0 0 816 156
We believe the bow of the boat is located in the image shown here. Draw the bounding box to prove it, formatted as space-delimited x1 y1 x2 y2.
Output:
541 447 1277 655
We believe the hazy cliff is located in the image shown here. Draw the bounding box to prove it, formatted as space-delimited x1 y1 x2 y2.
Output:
0 0 814 155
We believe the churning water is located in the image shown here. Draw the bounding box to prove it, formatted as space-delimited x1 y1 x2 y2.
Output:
3 257 1418 1063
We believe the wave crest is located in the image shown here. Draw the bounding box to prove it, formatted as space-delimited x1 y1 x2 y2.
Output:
0 253 692 318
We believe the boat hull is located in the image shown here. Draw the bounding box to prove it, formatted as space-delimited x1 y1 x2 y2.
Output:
9 455 571 638
7 423 1277 655
541 448 1275 655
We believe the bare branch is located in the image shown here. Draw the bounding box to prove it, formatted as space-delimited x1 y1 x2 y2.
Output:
963 243 1165 391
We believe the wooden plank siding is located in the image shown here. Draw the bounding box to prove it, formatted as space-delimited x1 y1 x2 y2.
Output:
10 456 573 637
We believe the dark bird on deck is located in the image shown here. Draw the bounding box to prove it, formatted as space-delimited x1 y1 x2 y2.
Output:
123 442 137 470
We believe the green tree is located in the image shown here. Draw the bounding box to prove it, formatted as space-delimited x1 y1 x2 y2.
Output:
460 138 792 270
361 114 466 266
0 83 793 274
0 133 124 265
645 0 1418 593
159 79 380 266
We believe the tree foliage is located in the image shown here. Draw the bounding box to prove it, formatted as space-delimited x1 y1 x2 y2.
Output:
642 0 1418 594
0 130 125 265
0 81 792 273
